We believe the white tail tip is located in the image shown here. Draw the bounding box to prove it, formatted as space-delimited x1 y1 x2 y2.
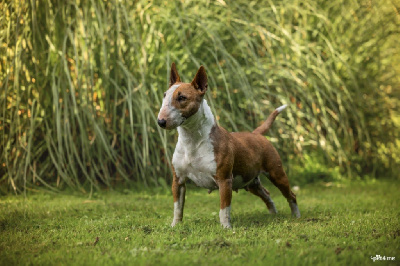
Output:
276 104 287 113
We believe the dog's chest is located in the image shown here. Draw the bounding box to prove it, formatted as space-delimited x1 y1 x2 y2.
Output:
172 137 217 189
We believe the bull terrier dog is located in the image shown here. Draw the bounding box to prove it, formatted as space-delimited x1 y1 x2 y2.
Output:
157 63 300 228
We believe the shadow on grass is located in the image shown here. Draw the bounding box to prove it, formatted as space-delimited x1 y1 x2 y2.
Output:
232 209 332 229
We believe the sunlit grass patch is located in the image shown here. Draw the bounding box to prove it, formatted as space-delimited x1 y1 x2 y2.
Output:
0 180 399 265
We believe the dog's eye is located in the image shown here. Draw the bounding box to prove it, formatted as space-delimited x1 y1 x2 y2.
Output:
177 95 187 102
163 92 166 98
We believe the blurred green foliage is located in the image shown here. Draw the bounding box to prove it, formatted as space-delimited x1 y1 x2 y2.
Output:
1 0 399 193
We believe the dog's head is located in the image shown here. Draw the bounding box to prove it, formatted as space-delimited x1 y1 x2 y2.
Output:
157 63 208 130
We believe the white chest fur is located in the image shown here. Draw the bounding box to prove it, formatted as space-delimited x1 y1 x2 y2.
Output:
172 100 218 189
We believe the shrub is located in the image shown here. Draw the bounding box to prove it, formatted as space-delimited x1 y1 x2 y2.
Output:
1 0 399 193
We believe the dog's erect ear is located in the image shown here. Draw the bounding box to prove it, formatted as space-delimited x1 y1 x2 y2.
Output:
191 66 208 94
169 62 181 87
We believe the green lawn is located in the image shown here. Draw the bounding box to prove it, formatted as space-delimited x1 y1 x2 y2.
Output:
1 179 399 265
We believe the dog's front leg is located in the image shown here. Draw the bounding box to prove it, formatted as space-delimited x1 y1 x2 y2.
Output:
218 176 233 229
171 168 186 227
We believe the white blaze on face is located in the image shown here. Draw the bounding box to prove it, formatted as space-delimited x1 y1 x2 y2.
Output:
158 84 184 129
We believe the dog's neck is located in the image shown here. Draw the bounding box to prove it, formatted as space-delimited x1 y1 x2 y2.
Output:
177 99 215 142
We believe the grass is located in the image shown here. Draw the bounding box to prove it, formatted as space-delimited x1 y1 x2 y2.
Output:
1 179 399 265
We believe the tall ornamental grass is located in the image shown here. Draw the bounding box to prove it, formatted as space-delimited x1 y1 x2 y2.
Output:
1 0 399 194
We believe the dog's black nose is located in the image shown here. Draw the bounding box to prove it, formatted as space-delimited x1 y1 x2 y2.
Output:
158 119 167 128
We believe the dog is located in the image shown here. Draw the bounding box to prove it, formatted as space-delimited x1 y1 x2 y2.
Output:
157 63 300 228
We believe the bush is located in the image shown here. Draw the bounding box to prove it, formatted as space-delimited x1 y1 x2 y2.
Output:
1 0 399 193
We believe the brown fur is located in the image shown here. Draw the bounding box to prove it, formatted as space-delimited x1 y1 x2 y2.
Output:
253 109 280 135
162 63 298 227
158 64 207 125
171 83 203 118
210 126 297 206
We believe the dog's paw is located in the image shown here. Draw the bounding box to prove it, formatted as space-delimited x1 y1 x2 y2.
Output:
221 223 232 229
269 209 278 214
268 204 278 214
289 201 301 218
171 219 181 227
292 212 301 218
219 207 232 229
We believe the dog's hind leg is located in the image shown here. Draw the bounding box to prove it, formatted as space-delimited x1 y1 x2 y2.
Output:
247 177 277 214
267 164 300 218
263 146 300 218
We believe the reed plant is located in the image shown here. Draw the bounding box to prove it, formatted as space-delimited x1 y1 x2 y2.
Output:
1 0 399 193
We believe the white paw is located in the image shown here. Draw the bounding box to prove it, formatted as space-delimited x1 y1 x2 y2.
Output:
289 201 301 218
292 211 301 218
268 202 278 214
219 206 232 229
269 207 278 214
221 222 232 229
171 219 181 227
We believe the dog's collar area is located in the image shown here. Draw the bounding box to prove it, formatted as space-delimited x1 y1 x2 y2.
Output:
179 117 186 126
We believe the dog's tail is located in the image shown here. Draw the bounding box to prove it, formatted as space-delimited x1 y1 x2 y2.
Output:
252 105 287 135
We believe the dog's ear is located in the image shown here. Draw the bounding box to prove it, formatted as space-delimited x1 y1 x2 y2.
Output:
170 62 181 87
191 65 208 94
